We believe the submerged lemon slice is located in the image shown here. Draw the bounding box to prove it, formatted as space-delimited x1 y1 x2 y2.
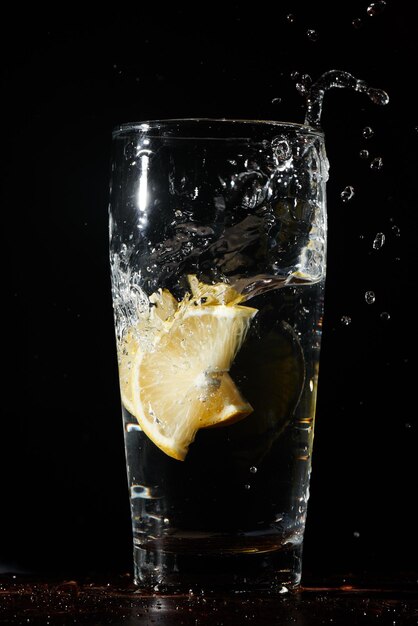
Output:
129 304 257 460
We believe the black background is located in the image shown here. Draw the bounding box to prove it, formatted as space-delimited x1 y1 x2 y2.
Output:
1 1 416 580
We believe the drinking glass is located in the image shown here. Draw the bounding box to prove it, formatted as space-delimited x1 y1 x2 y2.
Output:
109 119 328 593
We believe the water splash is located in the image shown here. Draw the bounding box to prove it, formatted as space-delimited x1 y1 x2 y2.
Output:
304 70 389 128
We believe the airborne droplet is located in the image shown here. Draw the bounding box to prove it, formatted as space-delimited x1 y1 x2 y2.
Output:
373 232 385 249
362 126 374 139
380 312 391 321
307 29 319 42
367 1 387 17
341 186 355 202
366 87 389 106
359 149 370 159
286 13 295 23
352 17 363 29
365 291 376 304
272 97 282 104
341 315 352 326
370 157 383 170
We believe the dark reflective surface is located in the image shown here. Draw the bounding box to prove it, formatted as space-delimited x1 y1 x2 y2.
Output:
1 573 417 625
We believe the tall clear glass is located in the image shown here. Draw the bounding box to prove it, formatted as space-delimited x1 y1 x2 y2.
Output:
109 119 328 593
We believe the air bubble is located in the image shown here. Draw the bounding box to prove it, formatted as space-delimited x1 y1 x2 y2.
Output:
365 291 376 304
370 157 383 170
341 315 352 326
341 186 355 202
307 29 319 42
359 149 369 159
367 1 386 17
380 312 391 321
272 136 291 162
373 232 385 249
362 126 374 138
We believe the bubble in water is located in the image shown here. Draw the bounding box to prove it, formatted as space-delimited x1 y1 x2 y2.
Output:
362 126 374 138
272 136 291 162
380 311 391 321
272 97 282 104
370 157 383 170
286 13 295 23
367 1 387 17
341 186 355 202
341 315 352 326
373 232 385 249
249 466 258 474
307 29 319 42
359 149 370 159
352 17 364 29
365 291 376 304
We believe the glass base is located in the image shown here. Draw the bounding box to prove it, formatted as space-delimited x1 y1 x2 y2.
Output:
133 541 303 594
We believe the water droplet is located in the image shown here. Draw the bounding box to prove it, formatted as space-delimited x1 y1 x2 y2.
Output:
163 517 170 524
405 423 412 429
290 71 300 81
365 291 376 304
367 87 389 106
286 13 295 23
352 17 364 29
341 315 352 326
174 209 183 217
380 311 391 321
249 466 258 474
362 126 374 138
359 149 369 159
391 225 401 237
373 232 385 249
244 484 251 490
307 29 319 41
271 97 282 104
370 157 383 170
353 531 360 538
341 186 355 202
367 1 387 17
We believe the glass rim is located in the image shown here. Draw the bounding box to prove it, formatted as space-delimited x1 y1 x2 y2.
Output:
112 118 324 139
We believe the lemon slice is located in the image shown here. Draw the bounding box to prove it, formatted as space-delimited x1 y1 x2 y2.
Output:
130 304 257 460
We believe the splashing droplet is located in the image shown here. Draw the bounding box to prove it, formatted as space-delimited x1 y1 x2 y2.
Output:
307 29 319 42
353 531 361 538
380 311 391 321
244 484 251 490
391 225 401 237
341 186 355 202
352 17 364 29
365 291 376 304
286 13 295 23
296 74 312 95
359 149 370 159
272 97 282 104
290 71 300 81
362 126 374 138
249 466 258 474
366 87 389 106
367 1 387 17
370 157 383 170
341 315 352 326
373 232 385 249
